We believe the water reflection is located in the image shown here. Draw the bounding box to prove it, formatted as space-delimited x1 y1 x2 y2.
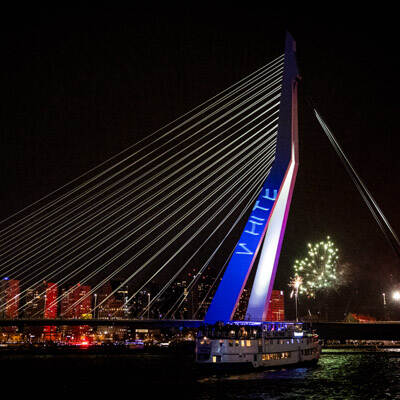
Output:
198 366 316 383
197 354 400 399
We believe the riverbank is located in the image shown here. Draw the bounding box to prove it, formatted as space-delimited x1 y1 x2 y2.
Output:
0 341 195 357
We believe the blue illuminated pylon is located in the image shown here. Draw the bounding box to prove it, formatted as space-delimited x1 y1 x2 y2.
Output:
204 33 299 323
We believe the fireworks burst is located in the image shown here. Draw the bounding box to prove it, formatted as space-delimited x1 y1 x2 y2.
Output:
292 236 340 298
289 275 303 298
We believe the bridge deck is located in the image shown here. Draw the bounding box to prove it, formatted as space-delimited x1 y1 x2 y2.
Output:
1 320 400 340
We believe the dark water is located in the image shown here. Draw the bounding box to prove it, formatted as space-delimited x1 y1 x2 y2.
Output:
2 351 400 399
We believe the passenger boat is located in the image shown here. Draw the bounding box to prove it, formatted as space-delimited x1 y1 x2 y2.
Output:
195 321 321 370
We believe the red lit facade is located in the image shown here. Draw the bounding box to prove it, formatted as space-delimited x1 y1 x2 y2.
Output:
265 290 285 321
61 284 92 318
44 282 58 319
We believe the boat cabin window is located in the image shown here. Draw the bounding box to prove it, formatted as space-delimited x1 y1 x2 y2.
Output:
262 351 291 361
197 324 262 339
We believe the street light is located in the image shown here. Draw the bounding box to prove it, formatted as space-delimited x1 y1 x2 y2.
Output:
382 293 388 320
392 291 400 301
93 293 98 319
147 292 151 319
290 275 303 322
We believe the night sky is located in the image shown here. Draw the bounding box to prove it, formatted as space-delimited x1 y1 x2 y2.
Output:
1 8 399 317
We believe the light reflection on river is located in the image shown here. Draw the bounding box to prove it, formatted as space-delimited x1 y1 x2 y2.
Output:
197 353 400 399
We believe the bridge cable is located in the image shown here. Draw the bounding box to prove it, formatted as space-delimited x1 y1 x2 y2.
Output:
48 132 278 317
312 106 400 259
153 184 262 320
193 250 234 319
0 55 284 238
45 150 276 318
1 102 280 286
14 132 277 315
87 147 276 319
56 130 278 317
0 81 282 269
135 161 271 319
4 117 279 295
24 128 278 316
8 114 276 314
0 71 283 257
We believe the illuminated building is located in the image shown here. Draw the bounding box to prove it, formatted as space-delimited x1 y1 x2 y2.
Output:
169 267 214 319
112 281 129 318
194 279 214 319
232 289 285 321
130 288 153 318
60 286 74 318
232 288 250 320
60 283 91 318
59 284 92 342
42 282 58 340
96 281 129 319
43 282 58 319
22 282 59 319
23 287 41 318
0 278 20 318
265 290 285 321
74 284 92 318
97 282 113 318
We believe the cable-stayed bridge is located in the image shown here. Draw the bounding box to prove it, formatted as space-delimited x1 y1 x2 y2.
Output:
0 33 399 336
